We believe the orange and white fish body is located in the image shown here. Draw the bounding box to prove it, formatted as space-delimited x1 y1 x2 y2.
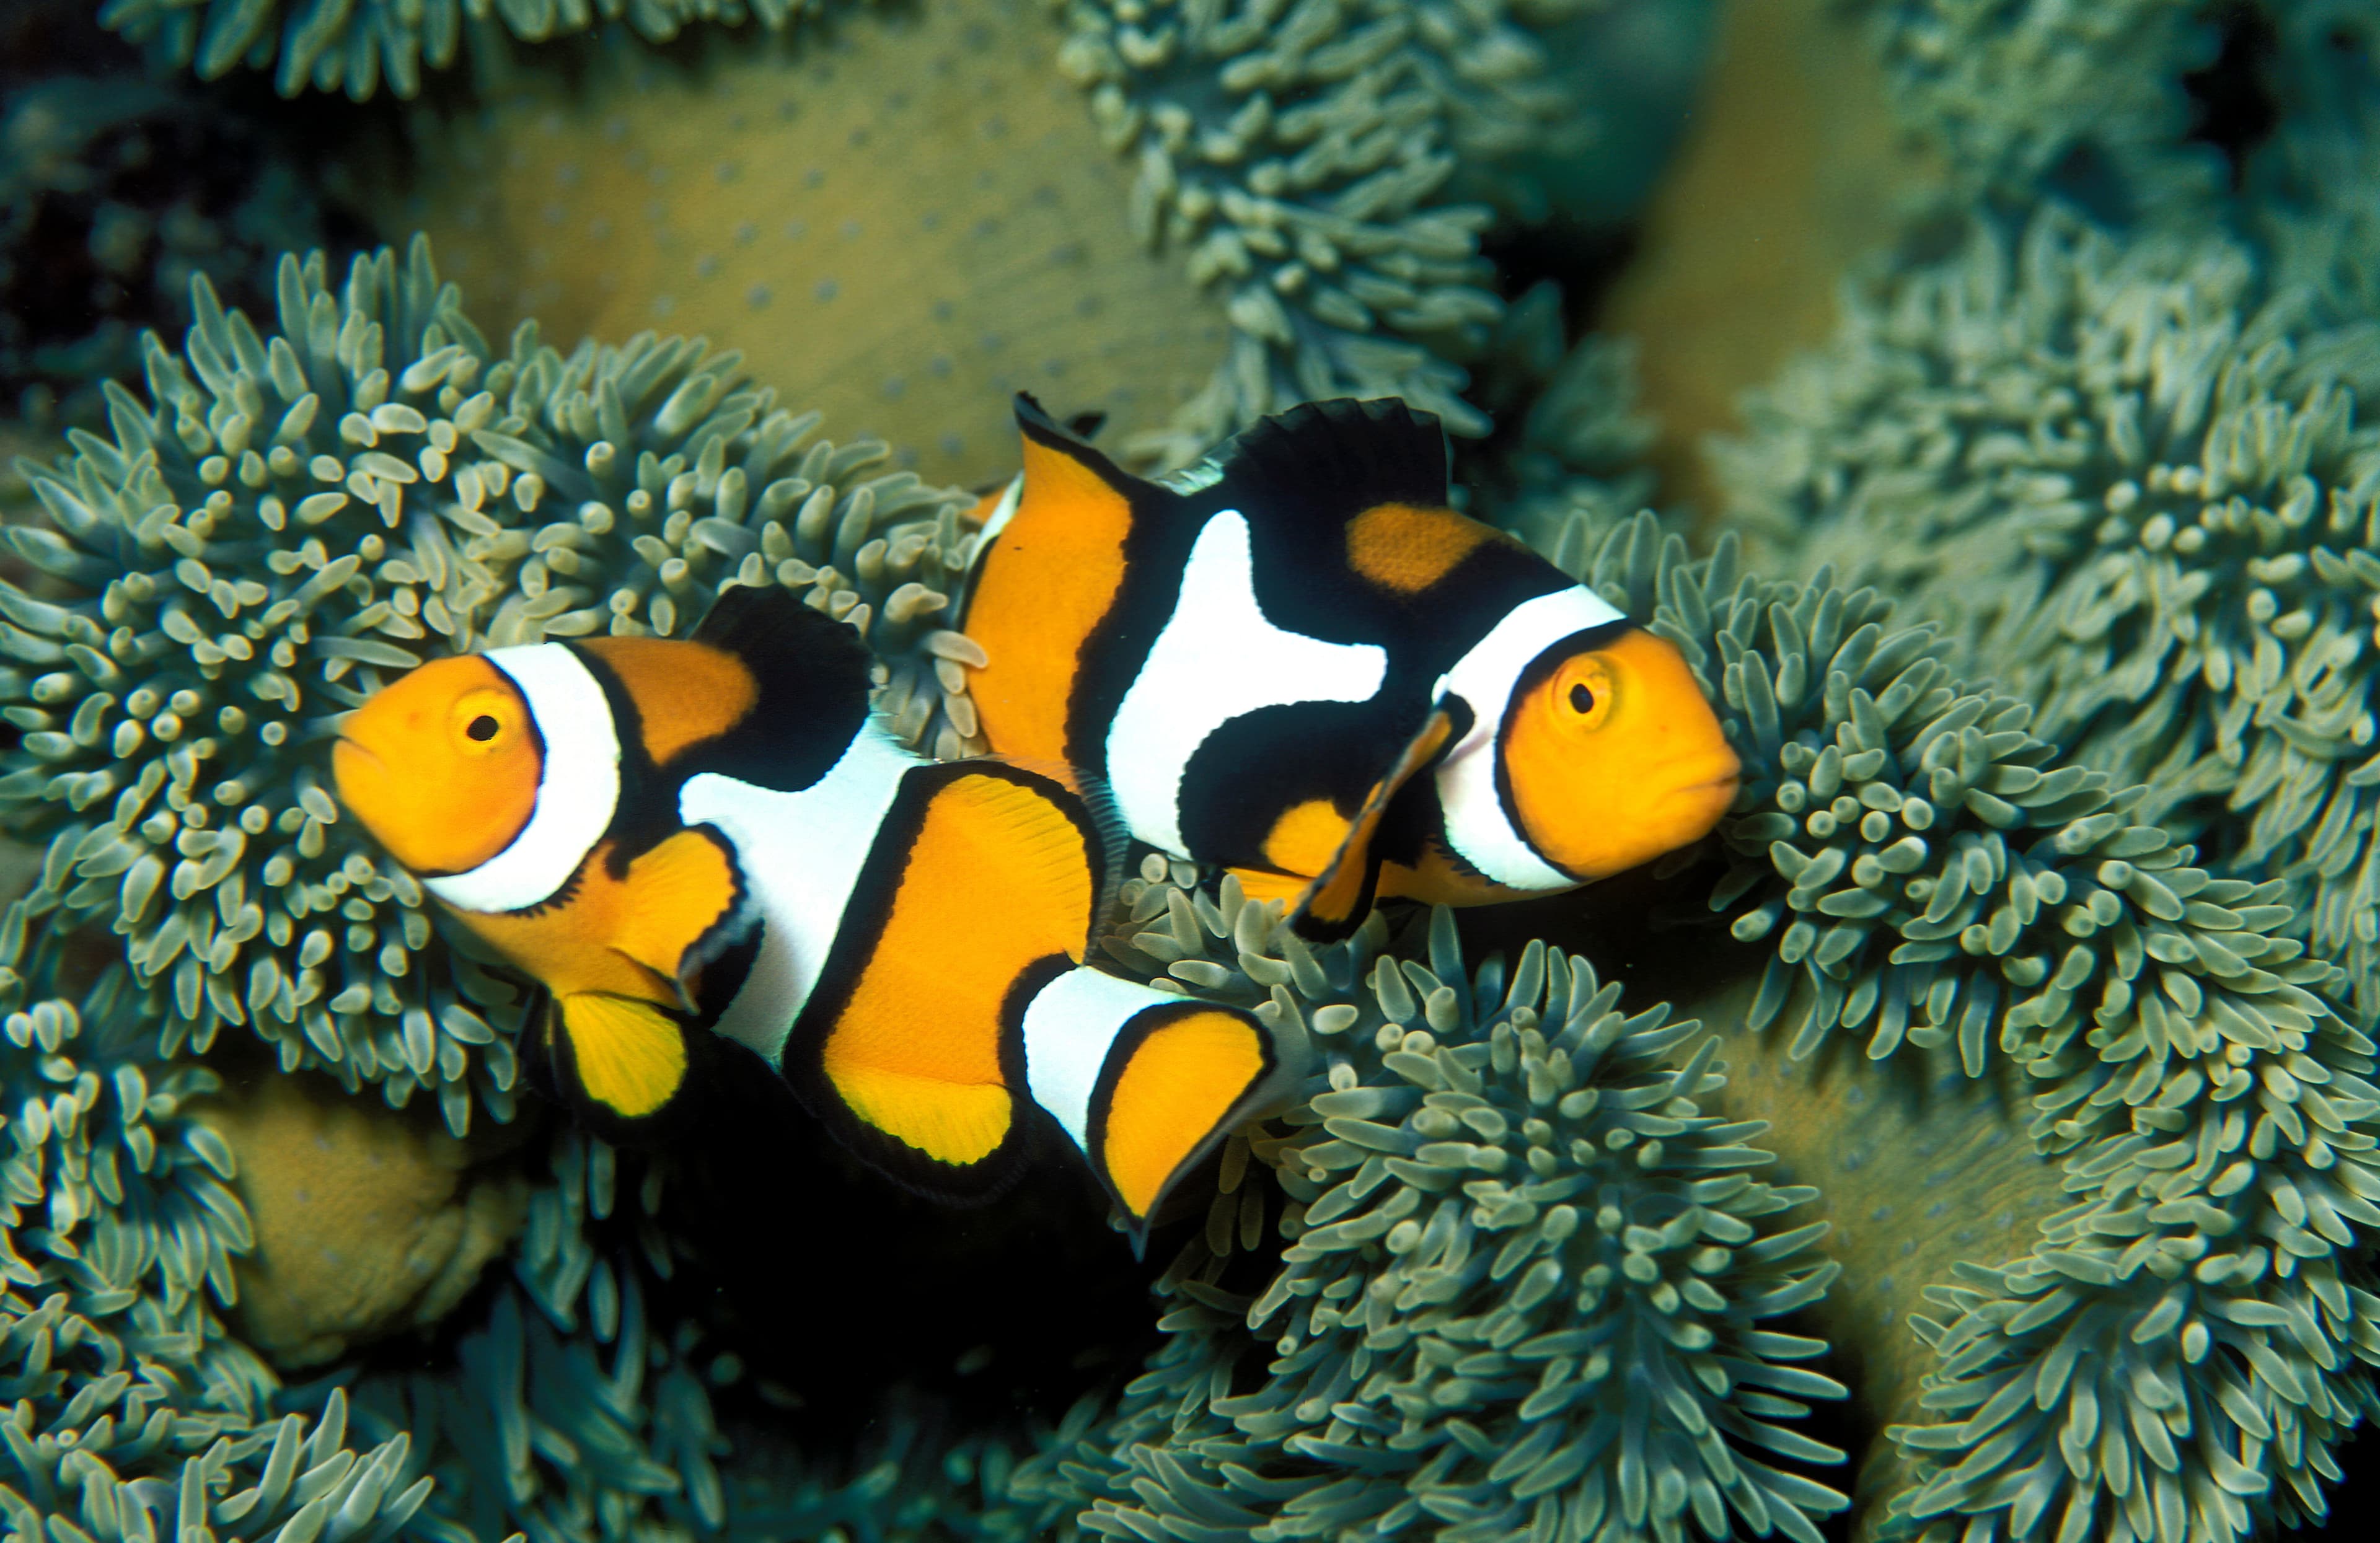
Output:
333 585 1286 1244
959 394 1742 939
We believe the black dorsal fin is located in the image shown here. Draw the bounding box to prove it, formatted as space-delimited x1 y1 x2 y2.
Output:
684 582 875 791
1207 398 1451 526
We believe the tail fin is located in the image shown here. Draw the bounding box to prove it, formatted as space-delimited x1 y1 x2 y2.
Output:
1018 967 1285 1254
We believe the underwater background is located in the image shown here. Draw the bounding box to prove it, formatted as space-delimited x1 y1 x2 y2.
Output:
6 1 2380 1541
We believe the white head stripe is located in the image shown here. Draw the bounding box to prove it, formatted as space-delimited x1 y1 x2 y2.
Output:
1106 511 1388 855
423 644 621 915
1023 966 1161 1153
1431 586 1626 892
681 723 920 1064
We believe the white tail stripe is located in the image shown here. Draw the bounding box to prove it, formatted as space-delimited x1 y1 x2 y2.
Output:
679 723 920 1063
1432 586 1626 891
424 644 620 915
1021 966 1160 1152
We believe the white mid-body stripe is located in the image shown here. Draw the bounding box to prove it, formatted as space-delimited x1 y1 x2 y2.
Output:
1106 511 1387 855
1432 586 1626 891
679 723 920 1063
426 644 622 914
1022 967 1165 1152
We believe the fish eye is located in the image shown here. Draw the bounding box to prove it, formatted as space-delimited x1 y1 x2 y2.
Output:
1568 684 1595 715
465 715 500 742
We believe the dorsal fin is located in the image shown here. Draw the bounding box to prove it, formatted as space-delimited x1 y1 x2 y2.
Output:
1012 392 1152 503
682 582 876 792
1203 398 1452 529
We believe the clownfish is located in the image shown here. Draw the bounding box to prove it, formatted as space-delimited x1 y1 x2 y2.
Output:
959 395 1741 941
330 584 1288 1244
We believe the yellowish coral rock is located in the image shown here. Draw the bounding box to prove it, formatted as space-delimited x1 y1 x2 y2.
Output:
1691 980 2066 1537
196 1070 531 1367
1600 0 1943 514
375 0 1231 487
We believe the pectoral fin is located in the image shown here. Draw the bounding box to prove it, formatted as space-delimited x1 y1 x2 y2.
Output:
1289 706 1459 943
549 992 689 1121
612 827 746 1009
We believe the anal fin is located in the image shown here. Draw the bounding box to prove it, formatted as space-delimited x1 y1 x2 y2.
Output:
1289 706 1460 943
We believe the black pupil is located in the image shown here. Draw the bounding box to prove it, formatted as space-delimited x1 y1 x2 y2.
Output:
466 714 500 742
1569 684 1595 714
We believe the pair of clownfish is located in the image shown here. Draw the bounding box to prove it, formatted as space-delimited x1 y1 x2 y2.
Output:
332 395 1737 1247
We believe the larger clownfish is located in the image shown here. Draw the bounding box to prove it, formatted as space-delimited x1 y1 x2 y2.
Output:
959 394 1742 941
330 584 1289 1245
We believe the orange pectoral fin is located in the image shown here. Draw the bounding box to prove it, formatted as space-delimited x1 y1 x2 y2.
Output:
552 992 689 1121
612 827 746 1006
1289 706 1460 943
1096 1007 1272 1232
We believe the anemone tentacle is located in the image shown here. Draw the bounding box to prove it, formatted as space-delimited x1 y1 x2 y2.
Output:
0 239 977 1135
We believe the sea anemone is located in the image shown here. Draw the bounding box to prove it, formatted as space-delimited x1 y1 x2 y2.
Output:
93 0 820 101
0 933 433 1543
1532 512 2380 1542
0 237 977 1136
1049 880 1853 1543
1711 206 2380 1025
1844 0 2223 223
1051 0 1555 462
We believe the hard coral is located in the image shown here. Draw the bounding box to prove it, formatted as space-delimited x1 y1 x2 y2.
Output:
1712 207 2380 1024
198 1068 529 1368
0 237 979 1140
1063 881 1851 1543
383 0 1236 490
95 0 819 100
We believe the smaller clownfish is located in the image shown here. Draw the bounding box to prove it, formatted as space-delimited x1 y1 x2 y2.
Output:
958 394 1742 941
331 584 1292 1246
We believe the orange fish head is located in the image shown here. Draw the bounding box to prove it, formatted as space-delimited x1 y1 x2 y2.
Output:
332 653 542 877
1498 627 1741 882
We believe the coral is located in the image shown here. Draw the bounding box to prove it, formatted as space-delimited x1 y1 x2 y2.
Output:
95 0 816 100
1844 0 2223 224
1595 0 1944 516
377 0 1238 490
196 1069 530 1367
0 236 980 1138
380 0 1702 485
1711 208 2380 1025
1055 881 1851 1543
1 934 436 1543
